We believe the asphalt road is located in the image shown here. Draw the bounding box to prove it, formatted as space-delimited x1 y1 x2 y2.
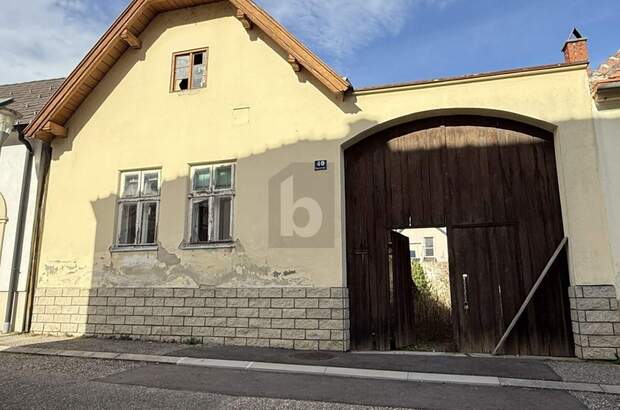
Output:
0 352 611 409
0 353 382 410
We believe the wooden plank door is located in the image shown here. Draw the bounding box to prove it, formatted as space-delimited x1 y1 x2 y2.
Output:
448 225 520 353
390 231 416 349
345 116 573 354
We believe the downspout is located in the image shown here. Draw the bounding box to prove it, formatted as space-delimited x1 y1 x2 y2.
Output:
2 129 33 333
22 141 51 332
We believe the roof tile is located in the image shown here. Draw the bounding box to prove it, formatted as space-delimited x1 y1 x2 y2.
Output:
591 50 620 82
0 78 65 125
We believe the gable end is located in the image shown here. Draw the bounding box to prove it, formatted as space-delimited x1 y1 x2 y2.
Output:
25 0 350 141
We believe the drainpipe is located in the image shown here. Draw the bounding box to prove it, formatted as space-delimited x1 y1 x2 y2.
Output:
22 141 52 333
2 129 33 333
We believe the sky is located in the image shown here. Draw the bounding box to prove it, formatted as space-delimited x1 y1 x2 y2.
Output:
1 0 619 88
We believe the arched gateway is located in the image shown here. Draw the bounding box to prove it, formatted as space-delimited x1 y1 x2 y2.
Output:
344 115 573 356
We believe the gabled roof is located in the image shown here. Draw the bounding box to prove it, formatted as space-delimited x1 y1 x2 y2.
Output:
26 0 350 141
0 78 64 126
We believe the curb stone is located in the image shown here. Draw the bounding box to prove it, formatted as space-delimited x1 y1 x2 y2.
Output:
1 345 618 394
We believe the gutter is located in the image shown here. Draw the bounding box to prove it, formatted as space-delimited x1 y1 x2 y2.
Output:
598 80 620 90
594 81 620 103
2 129 33 333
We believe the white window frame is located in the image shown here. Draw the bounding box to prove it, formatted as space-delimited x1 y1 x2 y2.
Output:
115 169 161 248
186 162 235 246
424 236 435 258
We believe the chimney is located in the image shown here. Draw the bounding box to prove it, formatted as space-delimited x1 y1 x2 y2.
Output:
562 28 588 64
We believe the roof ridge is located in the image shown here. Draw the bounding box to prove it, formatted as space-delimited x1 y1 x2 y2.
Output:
356 62 586 93
0 77 65 88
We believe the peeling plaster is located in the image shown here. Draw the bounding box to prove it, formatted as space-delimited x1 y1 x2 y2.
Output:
40 240 314 289
39 260 89 287
157 244 181 266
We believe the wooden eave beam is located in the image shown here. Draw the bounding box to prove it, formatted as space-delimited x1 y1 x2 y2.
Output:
287 55 301 72
42 121 67 138
33 130 53 143
120 29 142 49
235 9 252 30
229 0 350 96
24 0 146 138
26 0 352 139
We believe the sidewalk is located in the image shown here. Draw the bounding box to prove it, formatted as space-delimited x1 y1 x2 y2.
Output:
1 334 618 395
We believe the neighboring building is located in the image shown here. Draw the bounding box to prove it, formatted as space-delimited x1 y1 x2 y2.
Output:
589 48 620 356
400 227 450 312
19 1 619 359
400 228 448 263
0 78 64 333
591 48 620 293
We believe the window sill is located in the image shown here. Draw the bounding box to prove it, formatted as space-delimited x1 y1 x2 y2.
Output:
171 88 204 96
110 245 159 253
179 242 235 250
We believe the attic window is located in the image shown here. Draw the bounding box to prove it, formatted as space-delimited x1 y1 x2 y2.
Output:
172 48 208 92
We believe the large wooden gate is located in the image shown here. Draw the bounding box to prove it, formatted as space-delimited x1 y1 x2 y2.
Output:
344 116 573 355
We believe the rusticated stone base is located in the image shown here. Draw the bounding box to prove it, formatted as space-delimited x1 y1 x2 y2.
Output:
30 287 350 351
569 285 620 360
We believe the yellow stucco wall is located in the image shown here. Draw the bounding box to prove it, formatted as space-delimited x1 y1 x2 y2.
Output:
38 1 614 289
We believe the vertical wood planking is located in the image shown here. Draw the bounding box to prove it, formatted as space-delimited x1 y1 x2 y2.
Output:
345 115 572 356
391 231 416 348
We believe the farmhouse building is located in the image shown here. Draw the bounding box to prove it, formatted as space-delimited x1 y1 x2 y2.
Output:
18 0 620 359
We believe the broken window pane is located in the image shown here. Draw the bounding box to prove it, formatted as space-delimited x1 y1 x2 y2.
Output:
143 172 160 196
118 202 138 245
174 54 190 91
214 165 233 190
122 173 139 197
140 202 158 244
191 199 210 243
188 163 234 245
193 167 211 191
191 52 207 89
216 196 232 241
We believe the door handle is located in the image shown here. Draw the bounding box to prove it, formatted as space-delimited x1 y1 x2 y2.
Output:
462 274 470 312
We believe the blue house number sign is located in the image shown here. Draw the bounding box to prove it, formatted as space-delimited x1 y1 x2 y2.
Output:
314 160 328 171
